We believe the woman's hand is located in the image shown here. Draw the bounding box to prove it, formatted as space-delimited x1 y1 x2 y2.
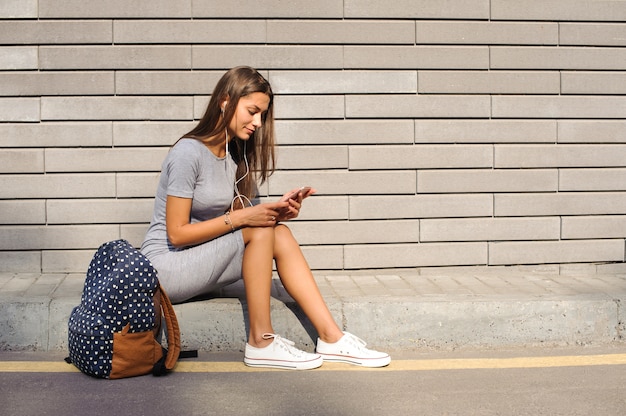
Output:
232 201 288 228
276 187 316 222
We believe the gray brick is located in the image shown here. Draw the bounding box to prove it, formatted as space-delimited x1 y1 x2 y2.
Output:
345 0 489 19
274 95 345 119
347 95 490 118
267 20 414 44
597 263 626 274
350 195 493 220
193 45 344 69
0 98 39 122
1 0 37 18
269 70 417 94
0 174 116 198
562 216 626 239
45 147 169 172
298 196 349 221
492 96 626 119
418 169 558 193
276 146 348 170
419 71 560 94
121 224 150 248
560 168 626 191
47 199 154 224
564 22 626 47
495 145 626 168
0 47 37 70
0 252 40 272
489 240 624 266
495 192 626 216
275 120 414 145
42 250 94 273
558 121 626 143
0 149 43 173
114 19 265 44
0 200 45 224
344 242 487 269
115 71 222 95
40 46 191 70
39 0 192 18
345 46 489 69
415 120 556 143
193 96 210 119
0 72 114 96
416 21 558 45
491 46 626 70
301 246 344 270
0 122 113 147
193 0 342 18
561 72 626 95
41 96 193 121
0 225 119 250
268 170 417 196
350 145 492 169
113 122 193 146
0 20 112 44
289 220 420 245
421 217 560 242
116 173 160 198
491 0 626 22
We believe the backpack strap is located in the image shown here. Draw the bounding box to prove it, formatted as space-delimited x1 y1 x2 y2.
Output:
159 286 181 370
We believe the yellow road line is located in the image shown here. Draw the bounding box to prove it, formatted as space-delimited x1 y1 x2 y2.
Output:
2 353 626 373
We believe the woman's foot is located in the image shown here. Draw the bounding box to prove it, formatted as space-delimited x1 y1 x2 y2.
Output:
316 332 391 368
244 333 323 370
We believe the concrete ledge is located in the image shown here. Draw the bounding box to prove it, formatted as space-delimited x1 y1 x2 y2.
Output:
0 269 625 352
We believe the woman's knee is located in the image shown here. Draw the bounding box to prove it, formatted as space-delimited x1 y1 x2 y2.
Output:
274 223 296 240
242 225 275 245
273 224 301 252
242 224 296 248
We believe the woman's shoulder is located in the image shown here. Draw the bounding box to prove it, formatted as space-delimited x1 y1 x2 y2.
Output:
163 138 205 169
173 137 204 151
169 138 206 158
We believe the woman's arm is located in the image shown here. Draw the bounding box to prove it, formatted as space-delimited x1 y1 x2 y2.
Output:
165 195 290 248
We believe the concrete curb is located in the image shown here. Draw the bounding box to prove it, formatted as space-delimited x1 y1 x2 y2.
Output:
1 270 625 352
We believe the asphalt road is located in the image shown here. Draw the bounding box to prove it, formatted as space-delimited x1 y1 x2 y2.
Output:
1 346 625 415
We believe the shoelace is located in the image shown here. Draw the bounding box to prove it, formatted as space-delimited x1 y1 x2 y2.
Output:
344 333 369 352
262 333 307 357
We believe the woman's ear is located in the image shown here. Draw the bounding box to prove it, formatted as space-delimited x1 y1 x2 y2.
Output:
221 96 230 112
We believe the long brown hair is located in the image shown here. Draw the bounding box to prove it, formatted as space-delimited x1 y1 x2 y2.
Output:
181 66 275 208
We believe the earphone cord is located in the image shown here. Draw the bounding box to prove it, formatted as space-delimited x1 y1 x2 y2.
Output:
228 134 252 211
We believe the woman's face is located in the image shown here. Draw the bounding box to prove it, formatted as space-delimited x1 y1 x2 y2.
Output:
227 92 271 140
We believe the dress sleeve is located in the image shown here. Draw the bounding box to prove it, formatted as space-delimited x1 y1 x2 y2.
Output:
163 140 201 199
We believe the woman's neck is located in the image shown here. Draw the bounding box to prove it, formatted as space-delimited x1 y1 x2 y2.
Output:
202 134 228 158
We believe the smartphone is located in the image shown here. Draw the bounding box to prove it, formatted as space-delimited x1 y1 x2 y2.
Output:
281 186 312 202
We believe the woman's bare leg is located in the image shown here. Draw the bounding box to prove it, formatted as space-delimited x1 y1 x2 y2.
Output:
272 225 344 343
241 227 276 348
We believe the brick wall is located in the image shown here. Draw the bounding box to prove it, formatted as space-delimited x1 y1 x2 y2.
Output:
1 0 625 273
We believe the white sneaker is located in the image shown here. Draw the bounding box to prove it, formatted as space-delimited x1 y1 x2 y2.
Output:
316 332 391 368
244 333 323 370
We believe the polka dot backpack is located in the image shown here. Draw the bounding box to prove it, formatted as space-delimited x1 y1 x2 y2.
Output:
67 239 181 379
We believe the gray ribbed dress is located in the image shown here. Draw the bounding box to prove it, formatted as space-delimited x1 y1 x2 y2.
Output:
141 139 245 304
